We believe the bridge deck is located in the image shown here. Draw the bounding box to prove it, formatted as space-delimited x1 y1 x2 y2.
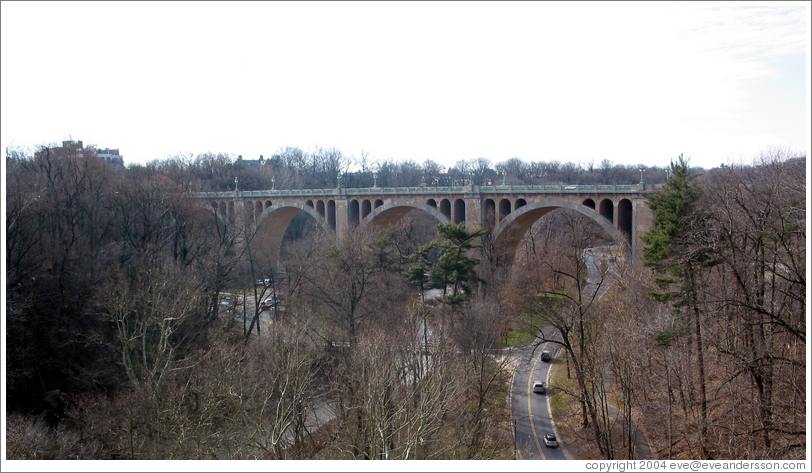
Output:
199 183 660 198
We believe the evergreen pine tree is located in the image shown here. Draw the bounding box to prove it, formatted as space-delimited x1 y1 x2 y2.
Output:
408 222 486 306
641 154 713 458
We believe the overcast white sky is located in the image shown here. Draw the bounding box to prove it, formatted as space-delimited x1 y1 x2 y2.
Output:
1 1 809 171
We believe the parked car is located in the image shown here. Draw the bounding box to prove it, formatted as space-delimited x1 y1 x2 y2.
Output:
532 381 546 394
544 433 558 448
541 350 552 362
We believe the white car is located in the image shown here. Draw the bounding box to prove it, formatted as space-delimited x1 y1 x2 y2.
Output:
219 296 234 309
532 381 546 394
544 433 558 448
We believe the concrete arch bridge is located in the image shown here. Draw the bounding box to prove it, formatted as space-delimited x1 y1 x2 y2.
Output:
198 183 657 269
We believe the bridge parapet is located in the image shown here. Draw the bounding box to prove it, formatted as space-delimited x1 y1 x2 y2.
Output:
197 183 661 200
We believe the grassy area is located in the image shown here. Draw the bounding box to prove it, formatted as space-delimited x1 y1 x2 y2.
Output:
499 315 540 348
548 357 572 420
500 293 567 348
500 309 548 348
548 356 583 459
548 354 607 460
501 329 536 348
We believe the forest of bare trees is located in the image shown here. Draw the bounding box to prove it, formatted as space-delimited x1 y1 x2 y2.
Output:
4 142 805 461
502 153 805 461
122 146 676 193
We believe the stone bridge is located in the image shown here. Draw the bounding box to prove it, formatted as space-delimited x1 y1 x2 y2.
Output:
198 183 658 268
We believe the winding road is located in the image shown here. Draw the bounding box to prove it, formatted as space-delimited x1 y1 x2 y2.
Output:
510 342 567 460
510 245 620 460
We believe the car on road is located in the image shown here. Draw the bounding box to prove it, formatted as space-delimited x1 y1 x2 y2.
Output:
219 296 234 310
541 350 552 362
259 298 276 311
532 381 546 394
544 433 558 448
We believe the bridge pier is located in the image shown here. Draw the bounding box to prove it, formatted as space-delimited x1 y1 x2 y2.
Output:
334 194 348 241
464 192 481 233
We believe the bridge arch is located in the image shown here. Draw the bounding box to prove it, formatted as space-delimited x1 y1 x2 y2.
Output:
453 198 466 223
483 199 496 227
217 202 227 222
439 199 451 220
349 199 361 227
253 201 263 224
202 201 230 227
254 202 336 270
617 198 633 238
498 199 511 221
599 199 614 223
492 199 630 264
256 202 335 241
362 200 451 231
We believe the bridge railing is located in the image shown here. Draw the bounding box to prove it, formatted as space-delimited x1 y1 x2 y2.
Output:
465 184 638 192
197 183 658 199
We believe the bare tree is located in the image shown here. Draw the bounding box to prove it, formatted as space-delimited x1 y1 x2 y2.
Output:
698 153 805 458
449 298 513 457
101 259 208 407
289 226 399 346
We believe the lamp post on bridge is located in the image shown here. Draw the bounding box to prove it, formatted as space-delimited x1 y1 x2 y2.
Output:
373 172 378 188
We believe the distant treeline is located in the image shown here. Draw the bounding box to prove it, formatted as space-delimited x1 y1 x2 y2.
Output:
133 146 695 192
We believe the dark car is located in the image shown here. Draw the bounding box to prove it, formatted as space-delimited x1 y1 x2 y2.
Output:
541 350 552 362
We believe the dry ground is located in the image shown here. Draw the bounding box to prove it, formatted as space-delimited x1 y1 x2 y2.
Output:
549 359 652 460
